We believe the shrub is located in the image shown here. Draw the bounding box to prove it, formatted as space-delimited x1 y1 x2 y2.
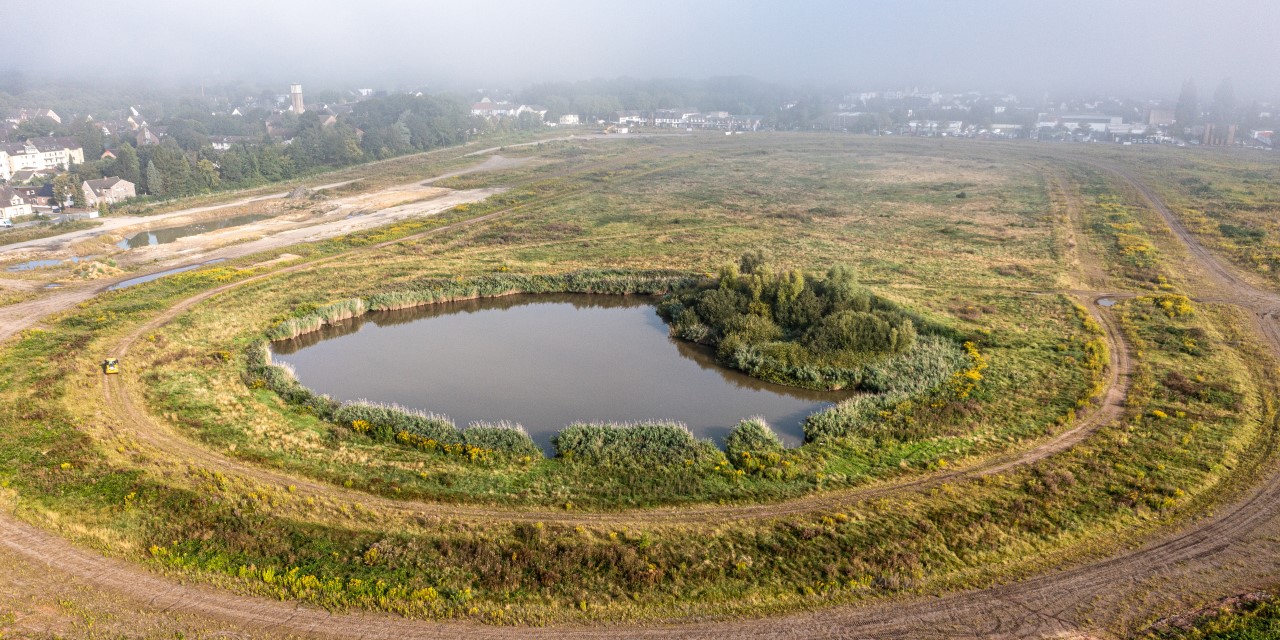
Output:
333 402 457 442
658 254 942 389
553 422 718 467
462 421 540 458
725 417 784 463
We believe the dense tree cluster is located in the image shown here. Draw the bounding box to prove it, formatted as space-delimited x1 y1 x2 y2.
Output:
658 252 922 385
348 94 474 160
1 91 478 203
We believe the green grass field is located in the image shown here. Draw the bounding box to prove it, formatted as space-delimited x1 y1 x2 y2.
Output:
0 134 1275 629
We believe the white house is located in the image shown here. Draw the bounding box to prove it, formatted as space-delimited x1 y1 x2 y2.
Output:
0 186 32 221
558 114 580 126
470 97 521 118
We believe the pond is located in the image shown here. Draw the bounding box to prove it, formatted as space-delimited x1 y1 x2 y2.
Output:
271 294 850 453
6 256 94 271
117 214 270 249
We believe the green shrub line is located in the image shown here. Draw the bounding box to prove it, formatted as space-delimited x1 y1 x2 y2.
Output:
247 269 975 465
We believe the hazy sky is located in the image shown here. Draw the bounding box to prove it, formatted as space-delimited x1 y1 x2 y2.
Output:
10 0 1280 98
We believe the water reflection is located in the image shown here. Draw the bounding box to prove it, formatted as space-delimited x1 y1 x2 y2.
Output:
117 214 270 249
272 294 851 452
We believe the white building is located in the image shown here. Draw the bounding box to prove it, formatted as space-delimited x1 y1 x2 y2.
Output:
82 177 137 207
0 137 85 181
471 97 521 118
558 114 580 125
0 186 32 221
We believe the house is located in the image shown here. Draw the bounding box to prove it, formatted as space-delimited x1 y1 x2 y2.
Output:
208 135 255 151
653 109 699 127
0 137 85 181
136 126 164 146
4 108 61 125
265 116 297 141
613 110 647 126
470 97 522 118
81 177 136 207
0 186 32 220
1146 108 1176 127
558 114 580 126
518 105 548 120
11 185 50 207
101 149 117 160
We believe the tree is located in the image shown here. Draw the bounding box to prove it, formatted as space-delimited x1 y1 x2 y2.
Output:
1175 79 1199 136
13 116 60 140
74 124 105 160
112 144 141 185
70 173 87 209
145 159 164 196
196 159 220 191
51 174 76 208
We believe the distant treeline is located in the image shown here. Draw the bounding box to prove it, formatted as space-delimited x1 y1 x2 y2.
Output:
0 90 485 202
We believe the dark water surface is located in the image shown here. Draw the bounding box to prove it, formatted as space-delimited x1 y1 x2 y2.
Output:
271 294 849 452
117 214 269 249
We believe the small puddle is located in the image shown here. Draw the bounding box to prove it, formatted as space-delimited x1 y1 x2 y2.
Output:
6 256 94 272
1098 297 1116 307
117 214 270 249
108 259 228 291
272 294 855 453
44 283 63 289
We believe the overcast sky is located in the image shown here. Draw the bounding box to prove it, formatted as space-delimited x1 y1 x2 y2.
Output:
9 0 1280 99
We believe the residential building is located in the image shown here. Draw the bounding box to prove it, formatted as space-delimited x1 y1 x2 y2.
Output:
0 186 32 220
136 126 164 146
4 108 61 125
471 97 522 118
558 114 580 125
1146 108 1176 127
613 110 648 126
81 177 137 207
209 135 255 150
0 137 85 181
11 185 51 207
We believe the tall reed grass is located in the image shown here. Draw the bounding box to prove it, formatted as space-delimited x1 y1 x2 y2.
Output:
553 421 719 467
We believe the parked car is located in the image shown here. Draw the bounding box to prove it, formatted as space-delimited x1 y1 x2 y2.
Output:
0 219 12 228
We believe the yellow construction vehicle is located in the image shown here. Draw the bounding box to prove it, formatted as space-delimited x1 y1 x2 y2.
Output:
103 358 119 374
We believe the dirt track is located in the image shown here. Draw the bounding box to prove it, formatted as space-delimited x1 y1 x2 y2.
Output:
3 149 1280 638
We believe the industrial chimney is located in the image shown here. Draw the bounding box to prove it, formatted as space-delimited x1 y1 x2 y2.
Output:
289 83 305 114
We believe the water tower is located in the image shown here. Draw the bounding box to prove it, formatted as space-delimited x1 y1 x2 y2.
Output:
289 83 305 114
